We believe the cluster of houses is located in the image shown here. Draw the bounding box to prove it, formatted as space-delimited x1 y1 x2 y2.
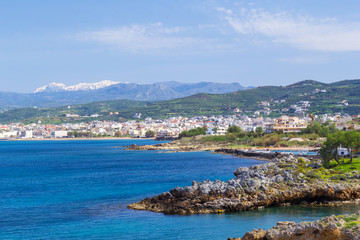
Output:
0 113 358 140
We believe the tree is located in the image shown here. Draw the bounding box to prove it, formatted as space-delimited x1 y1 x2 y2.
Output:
227 125 242 134
213 127 218 134
145 130 155 138
255 127 263 136
320 131 344 166
329 123 337 133
341 130 360 163
178 127 206 139
301 121 335 137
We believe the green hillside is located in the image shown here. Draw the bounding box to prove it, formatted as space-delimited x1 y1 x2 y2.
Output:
1 79 360 124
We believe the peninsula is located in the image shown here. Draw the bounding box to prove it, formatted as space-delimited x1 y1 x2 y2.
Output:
128 154 360 214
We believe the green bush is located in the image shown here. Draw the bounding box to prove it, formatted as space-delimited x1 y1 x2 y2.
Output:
178 127 206 139
305 171 322 179
227 125 242 134
145 130 155 138
298 158 306 166
329 174 347 181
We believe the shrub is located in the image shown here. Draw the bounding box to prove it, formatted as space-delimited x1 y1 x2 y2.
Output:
179 127 206 139
298 158 306 166
305 171 322 179
227 125 242 134
329 174 347 181
145 130 155 138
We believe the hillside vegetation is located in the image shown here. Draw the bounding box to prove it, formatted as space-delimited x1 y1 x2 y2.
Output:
1 79 360 123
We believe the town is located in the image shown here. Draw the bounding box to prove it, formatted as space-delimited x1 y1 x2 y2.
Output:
0 113 357 140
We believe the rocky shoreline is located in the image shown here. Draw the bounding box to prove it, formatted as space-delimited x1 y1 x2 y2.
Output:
126 143 281 160
229 211 360 240
128 154 360 214
125 138 319 153
127 141 360 239
125 141 220 152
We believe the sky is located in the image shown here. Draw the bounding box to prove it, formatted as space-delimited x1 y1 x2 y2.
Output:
2 0 360 92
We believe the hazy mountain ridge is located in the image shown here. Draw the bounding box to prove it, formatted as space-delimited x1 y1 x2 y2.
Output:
2 79 360 124
0 81 247 109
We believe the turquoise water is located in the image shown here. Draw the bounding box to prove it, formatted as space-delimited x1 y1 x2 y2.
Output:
1 140 359 240
270 149 318 155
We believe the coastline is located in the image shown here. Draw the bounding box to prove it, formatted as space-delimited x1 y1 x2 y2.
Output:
126 140 360 219
125 139 319 152
5 137 156 141
229 211 360 240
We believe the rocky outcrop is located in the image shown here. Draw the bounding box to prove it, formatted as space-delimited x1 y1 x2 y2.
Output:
214 148 283 160
125 142 216 151
128 155 360 214
125 141 245 152
229 211 360 240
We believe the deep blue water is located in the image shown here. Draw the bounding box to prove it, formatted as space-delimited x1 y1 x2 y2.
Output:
0 139 359 240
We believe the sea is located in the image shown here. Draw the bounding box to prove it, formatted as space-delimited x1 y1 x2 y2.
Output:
1 139 359 240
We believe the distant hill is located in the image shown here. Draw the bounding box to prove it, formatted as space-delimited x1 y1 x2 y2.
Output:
1 79 360 124
0 81 247 109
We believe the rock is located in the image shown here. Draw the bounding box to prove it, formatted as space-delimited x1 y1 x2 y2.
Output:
192 181 200 190
277 221 296 226
241 229 266 240
234 167 249 177
233 213 360 240
307 162 322 169
199 184 211 194
128 154 360 215
245 179 261 189
275 174 284 183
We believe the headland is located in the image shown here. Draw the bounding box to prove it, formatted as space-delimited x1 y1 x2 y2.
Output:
128 153 360 214
228 211 360 240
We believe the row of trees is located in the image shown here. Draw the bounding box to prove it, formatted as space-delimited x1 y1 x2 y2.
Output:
227 125 263 134
301 121 337 137
178 127 206 139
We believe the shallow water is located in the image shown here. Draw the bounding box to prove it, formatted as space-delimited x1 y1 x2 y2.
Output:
0 139 359 239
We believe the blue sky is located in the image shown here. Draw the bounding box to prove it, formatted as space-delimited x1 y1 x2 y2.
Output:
2 0 360 92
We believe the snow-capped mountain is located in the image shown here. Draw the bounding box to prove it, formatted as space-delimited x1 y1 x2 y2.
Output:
34 80 120 93
34 82 67 93
0 81 248 109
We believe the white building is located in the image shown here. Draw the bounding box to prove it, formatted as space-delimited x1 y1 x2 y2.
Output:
53 131 68 138
338 147 350 156
217 127 226 135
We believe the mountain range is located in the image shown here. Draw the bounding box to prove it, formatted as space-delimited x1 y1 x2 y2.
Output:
1 79 360 124
0 81 247 109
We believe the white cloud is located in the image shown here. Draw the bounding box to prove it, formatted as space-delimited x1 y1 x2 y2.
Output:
215 7 232 15
219 8 360 52
75 22 229 54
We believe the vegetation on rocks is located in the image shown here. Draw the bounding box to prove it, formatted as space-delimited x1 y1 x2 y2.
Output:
128 154 360 214
183 130 323 149
229 211 360 240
